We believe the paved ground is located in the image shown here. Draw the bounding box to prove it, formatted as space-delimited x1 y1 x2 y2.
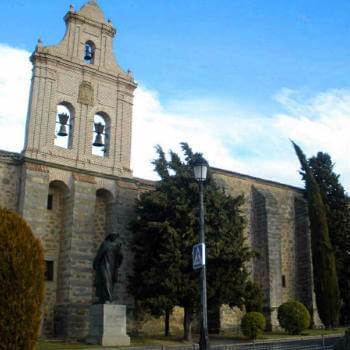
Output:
56 334 343 350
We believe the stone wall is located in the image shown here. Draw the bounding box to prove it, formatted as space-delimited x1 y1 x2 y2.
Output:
212 168 322 329
0 153 21 211
0 152 323 337
0 153 144 338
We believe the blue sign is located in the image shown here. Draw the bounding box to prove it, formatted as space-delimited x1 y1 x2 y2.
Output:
193 243 206 269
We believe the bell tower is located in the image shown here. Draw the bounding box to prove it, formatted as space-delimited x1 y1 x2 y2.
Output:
23 0 136 178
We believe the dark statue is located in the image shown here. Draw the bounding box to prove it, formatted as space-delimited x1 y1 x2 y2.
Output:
93 233 123 304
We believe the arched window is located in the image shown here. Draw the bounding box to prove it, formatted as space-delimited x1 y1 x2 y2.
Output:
92 113 109 157
84 41 95 64
55 104 73 149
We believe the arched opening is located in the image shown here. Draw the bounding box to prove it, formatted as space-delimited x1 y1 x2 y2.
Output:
55 103 73 149
92 113 110 157
42 180 70 336
84 41 95 64
93 188 114 301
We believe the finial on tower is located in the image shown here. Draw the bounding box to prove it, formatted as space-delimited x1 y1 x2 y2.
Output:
69 4 74 12
36 38 43 49
34 38 43 53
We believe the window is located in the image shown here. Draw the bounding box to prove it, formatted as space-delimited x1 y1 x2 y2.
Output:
45 261 54 281
47 194 53 210
282 275 286 288
55 104 73 149
92 113 109 157
84 42 94 64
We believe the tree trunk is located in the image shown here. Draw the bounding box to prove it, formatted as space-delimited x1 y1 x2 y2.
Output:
183 306 193 341
165 309 171 336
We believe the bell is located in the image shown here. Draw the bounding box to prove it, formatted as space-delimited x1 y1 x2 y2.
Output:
57 124 68 137
57 113 69 137
93 133 104 147
94 122 104 134
84 45 93 61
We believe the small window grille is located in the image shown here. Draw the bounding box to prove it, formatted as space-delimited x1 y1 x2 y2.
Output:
47 194 53 210
45 261 54 281
282 275 286 288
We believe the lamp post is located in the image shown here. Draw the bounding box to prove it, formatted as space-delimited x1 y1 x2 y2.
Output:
193 153 210 350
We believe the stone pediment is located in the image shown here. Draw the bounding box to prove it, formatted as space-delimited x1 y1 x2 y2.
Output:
78 0 107 24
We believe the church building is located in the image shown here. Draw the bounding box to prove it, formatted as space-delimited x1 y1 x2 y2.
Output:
0 0 322 338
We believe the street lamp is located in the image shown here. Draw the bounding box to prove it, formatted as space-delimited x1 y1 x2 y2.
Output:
193 153 210 350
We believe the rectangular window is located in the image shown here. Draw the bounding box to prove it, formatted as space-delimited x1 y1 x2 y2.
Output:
45 260 54 281
282 275 286 288
47 194 53 210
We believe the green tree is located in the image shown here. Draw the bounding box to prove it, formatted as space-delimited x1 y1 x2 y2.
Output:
129 143 254 340
306 152 350 324
292 142 341 328
244 281 263 313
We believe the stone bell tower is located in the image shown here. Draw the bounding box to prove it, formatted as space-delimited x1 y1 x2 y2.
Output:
17 1 143 339
23 0 136 178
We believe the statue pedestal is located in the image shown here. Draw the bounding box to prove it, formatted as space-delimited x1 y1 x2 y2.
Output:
86 304 130 346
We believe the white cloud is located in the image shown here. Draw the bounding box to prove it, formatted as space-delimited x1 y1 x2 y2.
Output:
131 87 243 180
0 44 31 152
273 88 350 192
0 43 349 194
132 87 350 193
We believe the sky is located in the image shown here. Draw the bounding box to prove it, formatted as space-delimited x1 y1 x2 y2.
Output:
0 0 350 192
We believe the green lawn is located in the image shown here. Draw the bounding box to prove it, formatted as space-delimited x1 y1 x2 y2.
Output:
37 327 347 349
214 327 347 341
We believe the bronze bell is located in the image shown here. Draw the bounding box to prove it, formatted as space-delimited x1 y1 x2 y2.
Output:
57 124 68 137
84 45 93 61
93 122 104 147
57 113 69 137
93 133 104 147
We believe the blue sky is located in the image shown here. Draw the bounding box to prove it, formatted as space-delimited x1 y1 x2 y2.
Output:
0 1 350 191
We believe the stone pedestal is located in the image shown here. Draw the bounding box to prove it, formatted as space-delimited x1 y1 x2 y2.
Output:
86 304 130 346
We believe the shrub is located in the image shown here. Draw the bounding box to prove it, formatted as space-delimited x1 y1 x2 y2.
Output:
0 207 45 350
241 312 266 339
278 300 311 335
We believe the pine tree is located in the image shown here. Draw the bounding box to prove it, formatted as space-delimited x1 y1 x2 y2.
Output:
306 152 350 324
129 143 253 340
292 142 341 328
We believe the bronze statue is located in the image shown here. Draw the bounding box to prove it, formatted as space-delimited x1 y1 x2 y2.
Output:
93 233 123 304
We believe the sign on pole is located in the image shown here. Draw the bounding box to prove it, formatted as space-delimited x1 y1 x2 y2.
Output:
193 243 206 269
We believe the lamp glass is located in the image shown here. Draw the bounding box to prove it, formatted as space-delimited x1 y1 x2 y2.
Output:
194 163 208 182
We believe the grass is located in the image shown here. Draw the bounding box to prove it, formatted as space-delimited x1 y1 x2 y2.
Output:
214 327 347 341
261 327 348 339
36 327 347 349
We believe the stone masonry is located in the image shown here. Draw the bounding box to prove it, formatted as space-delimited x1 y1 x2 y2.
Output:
0 0 322 339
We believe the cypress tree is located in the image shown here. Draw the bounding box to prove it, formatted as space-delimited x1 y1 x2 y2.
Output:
292 141 341 328
306 152 350 324
129 143 253 340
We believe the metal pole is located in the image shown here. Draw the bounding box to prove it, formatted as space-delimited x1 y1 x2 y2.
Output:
199 181 210 350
